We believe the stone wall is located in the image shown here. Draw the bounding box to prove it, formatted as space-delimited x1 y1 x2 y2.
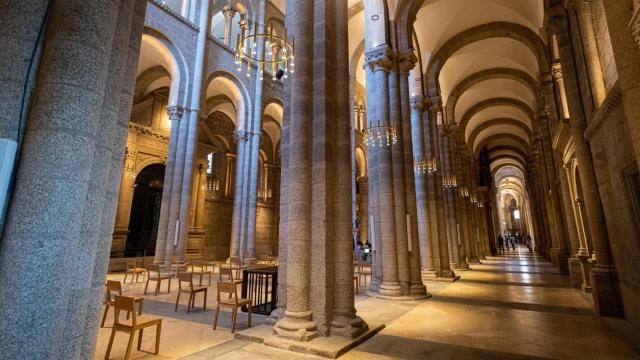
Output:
203 199 234 259
587 85 640 328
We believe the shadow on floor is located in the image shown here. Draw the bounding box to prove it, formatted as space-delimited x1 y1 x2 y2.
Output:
457 278 570 289
429 295 596 316
349 334 553 360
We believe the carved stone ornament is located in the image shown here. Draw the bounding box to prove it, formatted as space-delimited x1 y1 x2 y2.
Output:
167 105 184 121
365 45 394 72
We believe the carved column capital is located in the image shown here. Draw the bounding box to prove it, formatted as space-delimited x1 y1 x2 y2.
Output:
222 6 237 19
397 50 417 74
410 96 426 112
365 45 394 72
167 105 184 121
233 129 249 143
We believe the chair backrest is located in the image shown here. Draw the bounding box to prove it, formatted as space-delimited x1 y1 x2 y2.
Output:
244 257 257 267
191 259 203 268
105 280 122 302
216 281 238 302
148 263 161 277
113 295 136 326
126 257 136 269
178 272 193 291
219 267 234 281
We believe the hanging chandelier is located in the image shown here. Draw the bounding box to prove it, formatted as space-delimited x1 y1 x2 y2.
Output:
470 194 478 204
363 122 398 147
443 175 458 188
235 22 295 81
414 157 438 174
477 202 484 208
458 186 469 198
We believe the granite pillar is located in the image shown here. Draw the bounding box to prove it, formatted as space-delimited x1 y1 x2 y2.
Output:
0 0 121 357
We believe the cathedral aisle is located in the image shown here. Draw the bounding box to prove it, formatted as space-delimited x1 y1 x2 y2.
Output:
344 247 640 360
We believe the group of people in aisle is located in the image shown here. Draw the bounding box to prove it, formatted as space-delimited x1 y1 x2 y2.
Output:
497 232 533 253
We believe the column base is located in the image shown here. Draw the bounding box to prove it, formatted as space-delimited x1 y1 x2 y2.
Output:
568 256 583 289
377 281 403 297
579 254 593 293
330 313 368 339
550 249 570 274
409 282 428 296
273 310 318 341
434 269 460 282
468 256 481 264
590 266 624 318
454 260 470 271
364 289 431 301
421 268 438 280
266 306 285 325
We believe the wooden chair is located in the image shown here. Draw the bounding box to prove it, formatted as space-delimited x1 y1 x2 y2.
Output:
105 295 162 360
123 258 146 284
213 281 252 333
174 272 207 313
203 254 223 273
169 256 187 277
189 259 212 286
144 264 171 295
356 261 372 286
218 266 242 284
101 280 144 328
228 256 243 279
353 275 360 294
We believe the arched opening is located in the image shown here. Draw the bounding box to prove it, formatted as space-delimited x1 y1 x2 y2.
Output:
126 164 166 257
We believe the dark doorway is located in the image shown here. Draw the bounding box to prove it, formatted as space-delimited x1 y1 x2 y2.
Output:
126 164 165 257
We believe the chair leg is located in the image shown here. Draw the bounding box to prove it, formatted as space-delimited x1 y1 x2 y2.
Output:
137 328 144 350
105 328 116 360
248 302 252 328
167 278 171 293
143 278 150 295
187 293 193 313
123 272 128 284
231 307 237 333
155 280 160 296
213 305 220 330
124 331 135 360
174 292 180 312
100 305 109 328
199 274 203 286
155 322 162 355
203 290 207 309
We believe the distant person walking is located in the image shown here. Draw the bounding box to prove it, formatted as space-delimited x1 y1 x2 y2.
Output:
497 234 505 253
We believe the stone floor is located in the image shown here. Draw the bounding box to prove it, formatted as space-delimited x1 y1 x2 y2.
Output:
98 247 640 359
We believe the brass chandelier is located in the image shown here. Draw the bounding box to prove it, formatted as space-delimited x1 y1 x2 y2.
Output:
235 22 295 81
443 175 458 188
414 157 438 174
364 122 398 147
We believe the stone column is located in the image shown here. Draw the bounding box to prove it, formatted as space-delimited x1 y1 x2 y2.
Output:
410 97 436 276
0 0 124 357
113 146 137 242
398 52 428 295
222 7 237 47
0 0 48 142
548 9 622 316
359 177 369 245
430 102 456 279
445 127 468 269
224 152 235 197
558 161 585 288
170 0 212 261
274 0 367 340
388 66 411 291
454 143 472 265
570 0 607 107
195 162 206 229
364 46 403 297
154 105 184 263
230 1 266 258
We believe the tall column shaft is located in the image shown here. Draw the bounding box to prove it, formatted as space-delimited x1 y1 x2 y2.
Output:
572 0 607 107
0 1 121 357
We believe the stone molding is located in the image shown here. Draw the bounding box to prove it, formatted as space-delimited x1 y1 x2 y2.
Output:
397 50 417 74
129 122 170 142
410 96 425 112
584 83 623 140
150 0 198 31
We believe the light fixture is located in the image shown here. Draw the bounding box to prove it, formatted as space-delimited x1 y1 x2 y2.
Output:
443 175 458 188
458 186 469 198
235 21 295 82
414 157 438 174
363 121 398 147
